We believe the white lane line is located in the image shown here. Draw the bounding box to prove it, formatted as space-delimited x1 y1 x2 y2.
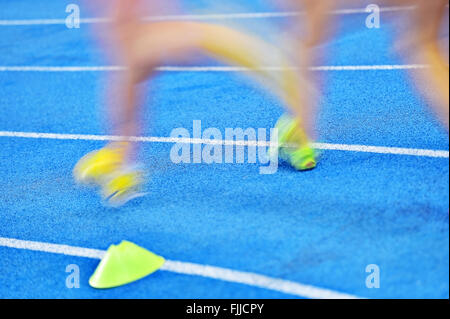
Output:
162 260 360 299
0 6 417 26
0 64 429 73
160 65 429 72
309 64 428 71
0 131 448 159
0 66 126 72
313 142 449 158
0 237 105 259
0 237 361 299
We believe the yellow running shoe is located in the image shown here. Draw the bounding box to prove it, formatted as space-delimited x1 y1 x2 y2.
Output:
73 142 147 207
73 142 127 185
101 166 147 208
269 114 317 171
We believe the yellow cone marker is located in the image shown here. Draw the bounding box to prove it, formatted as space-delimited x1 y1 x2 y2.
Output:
89 241 165 289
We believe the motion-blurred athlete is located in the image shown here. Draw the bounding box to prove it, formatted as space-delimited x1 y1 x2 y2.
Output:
73 0 317 207
274 0 448 147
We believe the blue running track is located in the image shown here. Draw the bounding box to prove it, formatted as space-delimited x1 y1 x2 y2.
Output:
0 0 448 299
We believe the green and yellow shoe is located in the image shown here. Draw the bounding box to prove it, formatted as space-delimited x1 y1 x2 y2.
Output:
101 166 147 208
269 114 317 171
73 142 128 186
73 142 147 207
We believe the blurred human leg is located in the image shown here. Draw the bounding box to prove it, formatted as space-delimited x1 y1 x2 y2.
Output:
74 0 318 206
397 0 449 130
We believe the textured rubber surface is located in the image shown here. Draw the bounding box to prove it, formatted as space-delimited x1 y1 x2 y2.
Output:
0 0 448 299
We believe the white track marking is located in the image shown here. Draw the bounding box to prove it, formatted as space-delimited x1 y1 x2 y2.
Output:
0 6 417 26
0 131 448 158
332 5 416 15
0 66 126 72
0 237 360 299
0 64 429 72
313 142 449 158
162 260 360 299
309 64 428 71
0 237 105 259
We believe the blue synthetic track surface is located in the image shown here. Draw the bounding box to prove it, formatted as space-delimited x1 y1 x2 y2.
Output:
0 0 449 299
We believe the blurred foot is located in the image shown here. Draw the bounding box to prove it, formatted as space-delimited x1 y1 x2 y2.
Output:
73 142 146 207
270 114 317 171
